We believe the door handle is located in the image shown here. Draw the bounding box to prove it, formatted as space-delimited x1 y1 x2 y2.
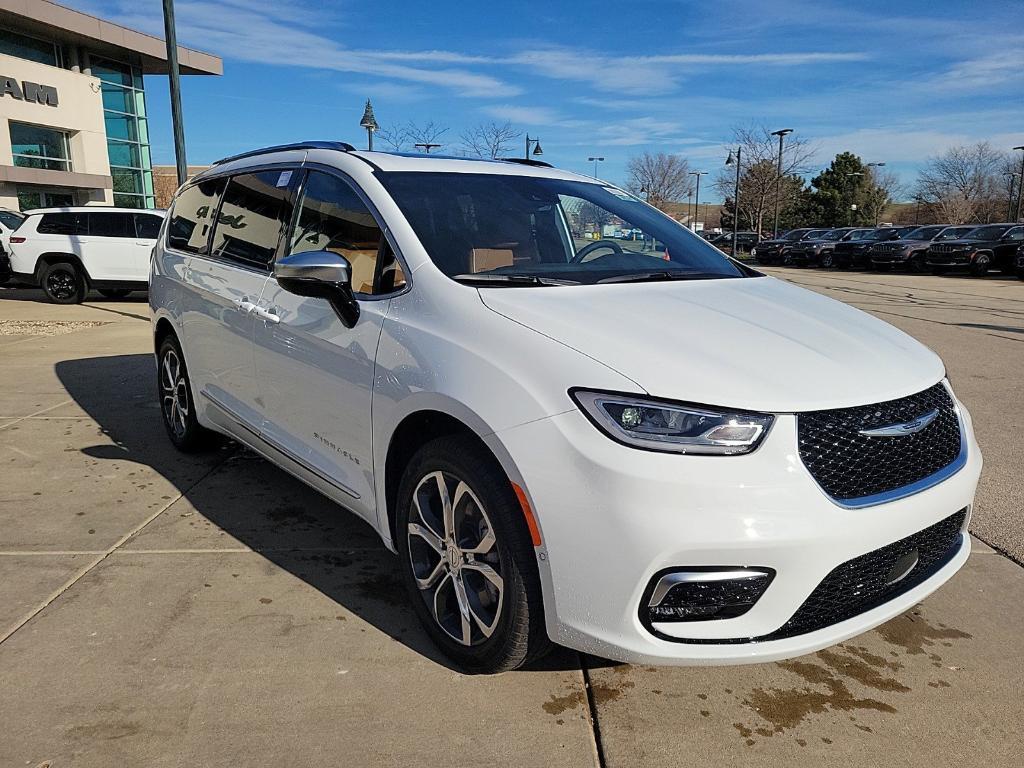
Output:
253 306 281 324
236 299 256 313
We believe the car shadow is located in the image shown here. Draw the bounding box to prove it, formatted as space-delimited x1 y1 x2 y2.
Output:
55 353 598 674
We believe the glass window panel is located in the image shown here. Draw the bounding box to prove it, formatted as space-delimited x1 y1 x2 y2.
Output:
291 171 384 293
134 213 163 238
38 212 87 235
101 83 134 114
106 141 142 169
133 90 148 119
113 194 144 209
16 190 42 211
0 29 59 66
142 171 154 196
88 212 134 238
210 171 293 270
104 114 138 142
136 118 149 145
112 169 143 195
10 122 68 161
92 59 133 87
167 178 225 254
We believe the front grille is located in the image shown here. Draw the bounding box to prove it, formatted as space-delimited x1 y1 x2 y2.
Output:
931 244 956 254
875 243 902 254
797 382 962 504
648 509 967 644
764 508 966 640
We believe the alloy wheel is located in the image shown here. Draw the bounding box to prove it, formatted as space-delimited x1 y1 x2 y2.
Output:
160 348 190 440
46 269 76 301
406 470 504 647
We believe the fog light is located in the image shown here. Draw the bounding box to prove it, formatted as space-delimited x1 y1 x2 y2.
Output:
644 568 773 623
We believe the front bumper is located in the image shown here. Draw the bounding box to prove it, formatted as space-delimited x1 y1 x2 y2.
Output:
928 253 972 266
496 392 982 665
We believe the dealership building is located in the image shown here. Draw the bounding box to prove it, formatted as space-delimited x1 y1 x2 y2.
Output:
0 0 220 211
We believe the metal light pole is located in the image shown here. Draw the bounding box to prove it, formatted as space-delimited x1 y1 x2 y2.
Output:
726 147 742 259
690 170 707 232
1014 146 1024 222
359 99 378 150
587 156 604 178
686 190 693 228
771 128 793 238
525 134 543 160
161 0 187 187
866 162 886 225
843 171 863 226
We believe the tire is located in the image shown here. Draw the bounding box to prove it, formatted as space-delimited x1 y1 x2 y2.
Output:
909 253 926 273
396 435 550 673
99 288 132 299
41 261 86 304
1016 253 1024 281
820 252 835 269
157 335 221 452
969 253 991 277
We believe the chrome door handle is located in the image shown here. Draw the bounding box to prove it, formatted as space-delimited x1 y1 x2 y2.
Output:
253 306 280 324
236 299 256 313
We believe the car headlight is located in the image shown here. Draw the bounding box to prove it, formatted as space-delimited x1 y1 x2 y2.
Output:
570 390 774 455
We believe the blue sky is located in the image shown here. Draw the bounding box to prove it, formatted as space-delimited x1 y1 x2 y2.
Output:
77 0 1024 200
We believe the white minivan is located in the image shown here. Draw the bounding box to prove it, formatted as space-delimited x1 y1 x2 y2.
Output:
150 142 981 673
8 207 165 303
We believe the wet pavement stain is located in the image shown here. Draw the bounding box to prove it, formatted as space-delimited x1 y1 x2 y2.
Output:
542 690 585 715
875 609 971 656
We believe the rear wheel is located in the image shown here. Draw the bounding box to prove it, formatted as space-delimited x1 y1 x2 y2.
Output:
99 288 132 299
41 261 86 304
909 252 927 273
157 335 221 452
396 435 549 673
820 252 835 269
969 253 991 277
1015 253 1024 281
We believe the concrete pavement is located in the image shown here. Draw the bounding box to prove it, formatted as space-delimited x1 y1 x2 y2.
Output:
1 272 1022 766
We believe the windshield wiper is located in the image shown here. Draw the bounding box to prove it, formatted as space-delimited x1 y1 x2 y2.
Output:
452 273 579 286
597 271 730 284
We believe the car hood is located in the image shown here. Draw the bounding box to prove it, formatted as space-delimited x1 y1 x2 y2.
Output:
479 276 943 413
935 238 987 247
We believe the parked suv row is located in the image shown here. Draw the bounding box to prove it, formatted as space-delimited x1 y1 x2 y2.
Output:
925 223 1024 276
6 207 165 303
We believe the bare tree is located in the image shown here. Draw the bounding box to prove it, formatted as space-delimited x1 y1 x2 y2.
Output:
915 142 1007 224
713 124 815 234
625 152 693 211
863 169 905 225
407 120 449 151
376 123 411 152
460 121 521 159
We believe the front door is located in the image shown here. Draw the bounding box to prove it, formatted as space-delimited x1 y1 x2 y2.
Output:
82 211 138 281
253 168 402 521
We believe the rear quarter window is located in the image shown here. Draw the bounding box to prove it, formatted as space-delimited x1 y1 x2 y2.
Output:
167 178 225 255
37 212 87 236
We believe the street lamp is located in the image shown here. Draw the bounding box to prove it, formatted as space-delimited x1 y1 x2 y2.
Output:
866 162 886 224
161 0 188 186
359 99 378 151
1013 146 1024 222
525 134 543 160
771 128 793 238
726 147 742 259
587 156 604 178
690 170 707 232
843 171 863 226
414 143 441 154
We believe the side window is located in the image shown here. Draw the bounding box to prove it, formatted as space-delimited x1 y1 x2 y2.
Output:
167 177 225 255
210 171 293 271
289 171 403 294
88 212 134 238
1007 227 1024 241
37 212 86 235
134 213 163 239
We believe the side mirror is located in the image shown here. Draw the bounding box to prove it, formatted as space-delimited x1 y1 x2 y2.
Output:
275 250 360 328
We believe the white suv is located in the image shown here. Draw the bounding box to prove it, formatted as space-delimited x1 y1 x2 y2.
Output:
8 207 165 303
150 142 981 673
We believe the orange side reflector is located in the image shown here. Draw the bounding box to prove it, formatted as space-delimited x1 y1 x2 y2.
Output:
512 482 542 547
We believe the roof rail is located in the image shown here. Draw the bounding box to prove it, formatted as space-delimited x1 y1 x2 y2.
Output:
498 157 554 168
213 141 355 166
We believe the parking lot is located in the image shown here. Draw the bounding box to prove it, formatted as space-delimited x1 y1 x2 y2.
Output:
1 268 1022 767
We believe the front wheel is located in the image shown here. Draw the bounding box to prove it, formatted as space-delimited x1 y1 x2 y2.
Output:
909 252 927 273
820 252 835 269
396 435 549 673
41 261 86 304
969 253 991 277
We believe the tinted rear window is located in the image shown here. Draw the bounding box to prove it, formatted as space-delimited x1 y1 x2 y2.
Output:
134 213 163 239
88 212 134 238
37 212 87 235
167 178 225 255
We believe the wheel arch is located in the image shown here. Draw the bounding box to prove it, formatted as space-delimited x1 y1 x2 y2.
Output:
35 252 91 285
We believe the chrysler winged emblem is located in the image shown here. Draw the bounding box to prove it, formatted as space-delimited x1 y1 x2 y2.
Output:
859 408 939 437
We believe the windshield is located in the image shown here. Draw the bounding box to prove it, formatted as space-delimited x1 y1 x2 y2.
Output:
804 229 828 239
907 226 944 240
847 229 872 239
378 172 751 285
865 229 897 241
820 229 847 241
936 226 973 240
963 225 1010 240
782 229 809 241
0 210 25 230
